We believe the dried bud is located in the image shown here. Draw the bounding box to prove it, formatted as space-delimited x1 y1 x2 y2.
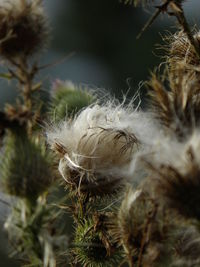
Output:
0 129 54 201
50 80 95 122
0 0 49 59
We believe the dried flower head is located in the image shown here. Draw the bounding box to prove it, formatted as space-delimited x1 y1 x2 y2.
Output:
0 0 49 58
166 30 200 77
47 103 140 196
148 69 200 138
0 129 55 201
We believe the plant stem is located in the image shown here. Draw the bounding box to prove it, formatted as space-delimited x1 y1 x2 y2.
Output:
19 58 33 112
137 0 172 39
8 56 40 133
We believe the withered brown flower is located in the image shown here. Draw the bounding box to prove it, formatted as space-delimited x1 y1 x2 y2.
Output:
0 0 49 59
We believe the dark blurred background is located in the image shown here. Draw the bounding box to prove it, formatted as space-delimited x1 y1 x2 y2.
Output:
0 0 199 265
1 0 199 105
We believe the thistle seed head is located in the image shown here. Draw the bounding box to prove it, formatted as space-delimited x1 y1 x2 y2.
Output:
47 103 140 196
148 69 200 138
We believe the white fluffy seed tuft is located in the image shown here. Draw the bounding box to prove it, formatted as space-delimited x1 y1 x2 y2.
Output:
47 103 150 187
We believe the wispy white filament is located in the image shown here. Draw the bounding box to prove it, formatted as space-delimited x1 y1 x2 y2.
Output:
47 103 151 184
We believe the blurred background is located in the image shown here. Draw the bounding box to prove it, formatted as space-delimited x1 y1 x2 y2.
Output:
0 0 199 265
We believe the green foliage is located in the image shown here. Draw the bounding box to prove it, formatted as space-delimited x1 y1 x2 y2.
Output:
5 196 68 266
72 218 122 267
